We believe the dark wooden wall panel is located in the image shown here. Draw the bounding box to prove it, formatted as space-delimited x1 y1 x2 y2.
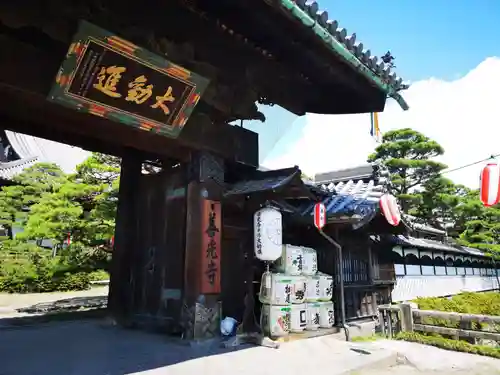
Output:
127 165 187 330
220 211 252 322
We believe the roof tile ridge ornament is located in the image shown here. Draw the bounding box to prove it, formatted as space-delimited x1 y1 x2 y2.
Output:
277 0 410 110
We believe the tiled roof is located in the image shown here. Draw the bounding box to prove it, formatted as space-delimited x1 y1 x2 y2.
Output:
387 235 489 258
390 235 465 254
0 157 38 181
315 164 375 184
302 164 388 226
224 167 306 196
4 130 89 174
403 214 447 236
279 0 409 110
461 246 487 257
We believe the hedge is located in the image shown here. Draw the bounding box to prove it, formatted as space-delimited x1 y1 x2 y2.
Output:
0 272 91 293
395 331 500 359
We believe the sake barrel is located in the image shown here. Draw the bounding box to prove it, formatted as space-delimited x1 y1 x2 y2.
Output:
305 275 321 302
290 304 307 333
317 272 334 301
276 244 303 276
302 247 318 276
305 302 320 331
318 301 335 328
259 272 292 305
261 304 290 337
290 275 307 304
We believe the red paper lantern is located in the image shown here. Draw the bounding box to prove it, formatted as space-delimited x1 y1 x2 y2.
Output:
480 163 500 207
379 194 401 226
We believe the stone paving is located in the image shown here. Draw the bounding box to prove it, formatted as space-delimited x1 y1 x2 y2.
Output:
0 318 499 375
358 340 500 375
1 288 499 375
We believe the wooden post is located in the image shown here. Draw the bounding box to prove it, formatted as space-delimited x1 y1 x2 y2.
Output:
387 311 393 338
181 151 224 340
367 243 374 282
379 310 386 336
399 303 414 333
108 148 142 323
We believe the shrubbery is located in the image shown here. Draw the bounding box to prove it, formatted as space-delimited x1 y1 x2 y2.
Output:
395 331 500 359
414 292 500 330
396 292 500 358
0 156 117 294
415 292 500 316
0 272 91 293
0 240 110 294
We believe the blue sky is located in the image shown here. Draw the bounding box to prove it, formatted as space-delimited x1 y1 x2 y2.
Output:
325 0 500 82
253 0 500 166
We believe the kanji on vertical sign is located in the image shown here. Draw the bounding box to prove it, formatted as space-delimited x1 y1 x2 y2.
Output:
201 200 221 294
313 202 326 230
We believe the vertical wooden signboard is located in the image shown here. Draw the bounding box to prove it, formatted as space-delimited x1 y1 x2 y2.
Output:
200 200 221 294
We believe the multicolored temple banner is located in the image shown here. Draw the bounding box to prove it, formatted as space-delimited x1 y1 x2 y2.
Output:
370 112 382 143
48 21 209 139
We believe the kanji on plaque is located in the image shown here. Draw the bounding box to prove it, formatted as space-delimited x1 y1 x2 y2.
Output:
47 21 209 139
201 200 221 294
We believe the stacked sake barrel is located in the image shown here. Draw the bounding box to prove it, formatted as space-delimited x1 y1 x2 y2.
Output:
259 244 335 337
254 206 334 338
301 246 335 332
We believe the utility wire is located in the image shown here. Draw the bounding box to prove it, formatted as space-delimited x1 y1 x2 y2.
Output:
440 153 500 175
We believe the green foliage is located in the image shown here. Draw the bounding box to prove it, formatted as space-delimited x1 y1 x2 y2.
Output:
414 292 500 332
402 293 500 357
0 163 67 234
0 272 91 294
368 128 447 211
0 152 119 293
366 127 500 258
395 331 500 359
415 292 500 316
413 176 467 230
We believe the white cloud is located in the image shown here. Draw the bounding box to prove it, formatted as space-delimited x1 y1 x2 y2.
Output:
263 57 500 189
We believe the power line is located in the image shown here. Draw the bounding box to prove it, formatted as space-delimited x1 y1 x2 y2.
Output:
440 153 500 175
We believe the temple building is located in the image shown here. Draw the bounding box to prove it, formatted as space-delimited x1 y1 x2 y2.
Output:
0 130 89 185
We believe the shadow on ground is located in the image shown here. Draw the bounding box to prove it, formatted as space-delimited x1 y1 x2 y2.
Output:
0 295 108 327
0 319 253 375
16 295 108 314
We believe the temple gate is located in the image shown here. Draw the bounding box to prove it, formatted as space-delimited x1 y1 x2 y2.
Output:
0 0 408 339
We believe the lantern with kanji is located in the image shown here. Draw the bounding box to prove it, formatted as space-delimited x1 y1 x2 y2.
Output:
379 194 401 226
480 163 500 207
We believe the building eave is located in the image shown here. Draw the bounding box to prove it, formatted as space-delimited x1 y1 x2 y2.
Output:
276 0 409 111
0 156 39 181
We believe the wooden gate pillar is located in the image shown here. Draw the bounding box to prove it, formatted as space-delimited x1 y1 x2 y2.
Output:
181 151 224 340
108 148 142 323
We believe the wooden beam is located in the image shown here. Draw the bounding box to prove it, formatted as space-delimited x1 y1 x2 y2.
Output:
0 83 192 161
0 33 258 165
413 324 500 342
413 309 500 325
